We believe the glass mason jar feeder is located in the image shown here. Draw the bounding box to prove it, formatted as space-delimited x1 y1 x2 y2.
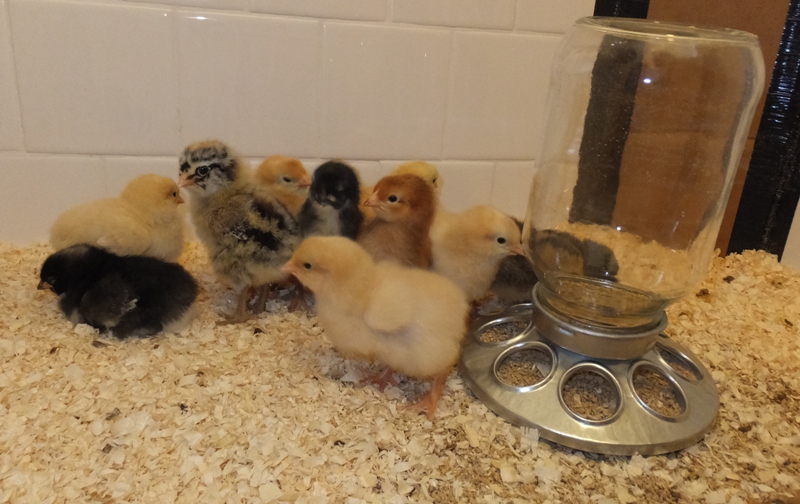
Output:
523 17 764 330
460 17 764 455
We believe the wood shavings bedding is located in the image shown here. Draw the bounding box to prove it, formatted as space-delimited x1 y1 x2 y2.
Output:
1 241 799 504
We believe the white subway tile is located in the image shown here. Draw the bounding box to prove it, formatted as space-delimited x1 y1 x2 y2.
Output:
392 0 515 30
444 31 560 160
122 0 247 11
250 0 388 21
515 0 593 34
434 161 494 213
491 161 536 219
0 1 22 151
0 154 106 244
321 22 450 160
177 11 321 157
104 156 180 197
9 0 180 155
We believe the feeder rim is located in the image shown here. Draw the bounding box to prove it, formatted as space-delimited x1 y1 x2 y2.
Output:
577 17 760 46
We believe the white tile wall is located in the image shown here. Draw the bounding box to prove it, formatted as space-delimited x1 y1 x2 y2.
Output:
444 31 561 160
516 0 595 33
320 22 450 160
1 0 596 244
250 0 389 21
10 0 181 155
0 0 23 152
0 154 106 243
177 11 321 157
392 0 516 30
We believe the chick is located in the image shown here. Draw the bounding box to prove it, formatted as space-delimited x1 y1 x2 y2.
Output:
357 174 436 268
253 155 311 215
298 160 364 239
431 205 524 304
489 218 539 304
49 174 185 262
179 140 301 322
359 160 442 224
281 236 468 419
38 244 198 338
390 161 443 197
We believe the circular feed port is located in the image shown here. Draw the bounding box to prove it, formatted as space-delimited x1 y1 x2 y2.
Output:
655 343 703 382
476 317 530 344
631 363 686 419
560 364 621 423
494 343 554 389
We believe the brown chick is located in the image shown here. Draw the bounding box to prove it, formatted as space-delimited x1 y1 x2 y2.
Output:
281 236 468 419
359 161 442 225
357 174 435 268
253 155 311 215
179 140 302 322
49 174 185 262
431 205 524 304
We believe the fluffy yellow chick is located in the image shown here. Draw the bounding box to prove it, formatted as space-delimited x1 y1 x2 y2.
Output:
49 174 185 262
253 155 311 215
431 205 524 303
281 236 468 419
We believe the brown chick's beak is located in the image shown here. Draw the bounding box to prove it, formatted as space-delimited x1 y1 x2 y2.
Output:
176 194 185 204
510 243 525 256
280 261 299 276
178 176 194 189
37 280 51 291
364 195 380 208
298 175 312 188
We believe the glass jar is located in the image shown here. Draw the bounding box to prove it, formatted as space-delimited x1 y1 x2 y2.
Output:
523 17 764 328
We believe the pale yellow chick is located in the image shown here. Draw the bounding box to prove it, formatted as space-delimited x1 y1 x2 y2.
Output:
281 236 468 419
431 205 524 303
253 155 311 215
50 174 185 262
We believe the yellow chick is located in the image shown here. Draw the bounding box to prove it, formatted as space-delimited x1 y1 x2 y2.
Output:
253 155 311 215
390 160 443 197
49 174 185 262
179 140 302 322
431 205 524 303
281 236 468 419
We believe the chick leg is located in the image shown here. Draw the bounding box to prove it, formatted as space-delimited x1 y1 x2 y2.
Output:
219 287 255 324
362 367 398 392
407 370 450 420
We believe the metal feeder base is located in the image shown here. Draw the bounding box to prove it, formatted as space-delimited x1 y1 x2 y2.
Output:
459 300 719 456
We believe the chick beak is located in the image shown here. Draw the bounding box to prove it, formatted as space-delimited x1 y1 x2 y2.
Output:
178 175 194 188
37 280 51 291
176 194 185 204
298 175 312 188
280 261 299 276
510 243 525 256
364 195 380 208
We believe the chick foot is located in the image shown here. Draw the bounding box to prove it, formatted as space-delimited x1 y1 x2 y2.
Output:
405 371 449 420
362 367 398 392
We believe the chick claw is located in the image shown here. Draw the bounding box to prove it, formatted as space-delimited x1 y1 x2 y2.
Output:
361 368 398 392
405 372 449 421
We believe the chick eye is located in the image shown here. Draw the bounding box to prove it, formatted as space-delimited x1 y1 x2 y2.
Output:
497 237 506 244
172 191 177 197
282 176 292 183
196 165 209 176
432 177 437 184
303 262 312 270
388 195 399 203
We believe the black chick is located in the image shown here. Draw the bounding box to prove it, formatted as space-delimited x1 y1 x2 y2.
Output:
38 244 198 339
298 161 364 240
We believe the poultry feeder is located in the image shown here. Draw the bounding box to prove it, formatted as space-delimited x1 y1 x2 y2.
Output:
459 17 764 455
